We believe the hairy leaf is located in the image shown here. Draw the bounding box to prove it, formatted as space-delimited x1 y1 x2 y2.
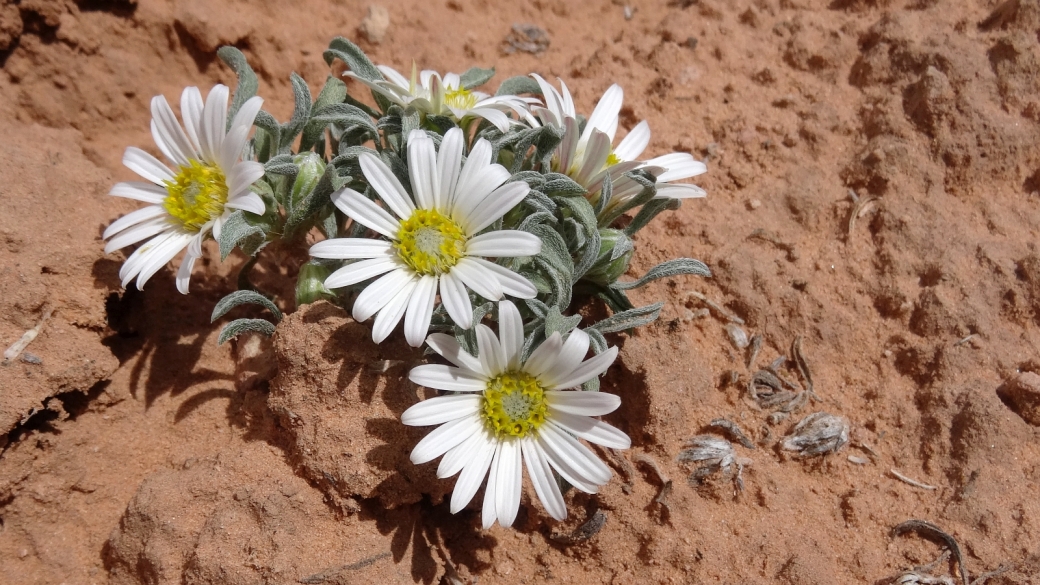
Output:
218 318 276 345
211 290 283 323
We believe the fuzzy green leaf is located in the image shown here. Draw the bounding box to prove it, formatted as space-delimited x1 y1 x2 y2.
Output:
624 197 681 236
460 66 495 90
218 210 266 260
611 258 711 291
496 75 541 97
217 46 259 128
218 318 276 345
211 290 283 323
590 302 665 334
324 37 384 82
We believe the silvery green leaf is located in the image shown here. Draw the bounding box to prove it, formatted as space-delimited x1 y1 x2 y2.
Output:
544 307 582 337
572 227 601 282
599 286 634 313
460 66 495 90
585 327 608 355
212 290 283 323
590 302 664 334
280 73 313 150
521 326 546 364
320 211 339 238
534 124 564 169
543 175 586 197
530 224 572 277
495 75 541 97
524 190 557 214
512 171 547 189
516 211 556 233
309 103 378 135
402 106 422 137
217 46 259 128
219 210 266 260
609 232 634 261
594 168 612 216
624 197 681 236
299 76 349 151
264 160 298 179
324 37 384 82
457 301 495 355
581 376 600 392
535 257 572 310
562 217 584 249
611 258 712 291
524 298 550 319
506 128 539 174
597 170 656 227
343 93 382 119
218 318 276 345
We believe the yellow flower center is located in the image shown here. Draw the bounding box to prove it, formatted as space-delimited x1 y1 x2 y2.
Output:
605 151 621 167
162 160 229 233
444 86 478 110
393 208 467 275
481 371 548 439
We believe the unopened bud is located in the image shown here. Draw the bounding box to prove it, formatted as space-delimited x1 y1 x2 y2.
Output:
584 228 634 286
295 261 334 306
291 152 326 208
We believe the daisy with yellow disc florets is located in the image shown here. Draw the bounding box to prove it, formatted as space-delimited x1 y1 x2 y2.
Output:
401 301 630 528
346 65 533 132
309 128 541 347
103 85 265 293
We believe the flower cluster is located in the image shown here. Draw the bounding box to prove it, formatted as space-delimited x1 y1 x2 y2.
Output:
103 40 710 528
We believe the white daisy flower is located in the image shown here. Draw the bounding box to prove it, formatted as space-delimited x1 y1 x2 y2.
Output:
345 64 533 132
401 301 630 529
103 85 265 294
309 128 540 347
529 75 707 216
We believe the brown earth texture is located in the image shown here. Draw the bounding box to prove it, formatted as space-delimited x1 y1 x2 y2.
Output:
2 0 1040 583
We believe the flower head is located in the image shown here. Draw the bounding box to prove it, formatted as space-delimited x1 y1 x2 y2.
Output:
529 75 707 217
103 85 265 294
310 129 541 346
401 301 630 529
346 64 532 132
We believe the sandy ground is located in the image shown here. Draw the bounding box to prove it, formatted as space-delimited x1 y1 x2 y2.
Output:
2 0 1040 583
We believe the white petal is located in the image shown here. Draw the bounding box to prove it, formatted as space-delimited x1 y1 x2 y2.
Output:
549 412 631 449
465 230 541 258
575 129 612 187
150 95 195 166
498 301 524 371
545 346 618 390
175 247 199 294
118 231 172 286
310 238 393 260
557 117 580 176
475 324 506 377
226 161 266 199
540 422 612 485
482 443 502 528
451 258 503 301
324 257 398 289
410 415 483 465
457 170 524 232
110 181 167 204
581 84 623 144
645 153 707 182
105 218 170 254
495 440 523 528
199 84 229 164
425 333 483 373
103 205 166 240
613 120 650 162
134 232 193 290
360 153 416 219
537 329 591 389
454 138 492 206
439 271 474 330
180 86 205 153
220 95 263 168
558 78 576 118
522 439 567 521
224 192 266 215
452 436 496 514
352 269 415 322
408 364 488 392
438 127 464 211
453 164 514 225
332 188 401 239
123 147 174 185
530 74 564 122
401 394 482 426
468 107 511 133
465 258 537 299
407 130 439 210
655 184 707 199
376 65 410 89
404 274 438 347
523 332 563 379
546 390 621 417
535 429 602 493
372 278 416 343
440 428 487 478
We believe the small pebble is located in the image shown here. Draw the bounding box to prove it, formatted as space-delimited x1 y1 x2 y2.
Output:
747 198 762 210
359 5 390 44
21 352 42 365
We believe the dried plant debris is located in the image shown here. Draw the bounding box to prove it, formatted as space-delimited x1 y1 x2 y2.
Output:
889 520 1012 585
725 323 749 350
748 337 819 423
707 418 756 449
501 23 550 54
781 412 849 457
633 453 673 521
677 435 750 491
890 469 937 490
550 509 607 545
686 290 745 324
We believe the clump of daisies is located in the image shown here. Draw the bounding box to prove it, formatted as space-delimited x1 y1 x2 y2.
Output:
103 41 710 527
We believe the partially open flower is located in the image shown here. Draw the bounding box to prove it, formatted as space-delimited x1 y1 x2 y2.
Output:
401 301 630 529
103 85 265 294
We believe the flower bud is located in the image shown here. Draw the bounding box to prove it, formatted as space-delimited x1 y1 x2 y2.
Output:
583 228 634 286
295 261 334 306
291 152 326 208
